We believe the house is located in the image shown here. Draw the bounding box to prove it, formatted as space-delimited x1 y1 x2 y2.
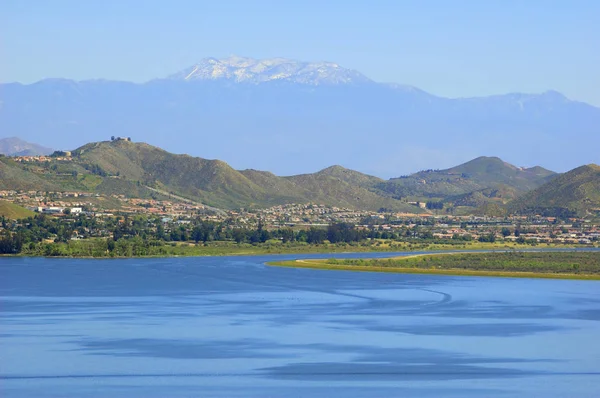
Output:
40 207 65 214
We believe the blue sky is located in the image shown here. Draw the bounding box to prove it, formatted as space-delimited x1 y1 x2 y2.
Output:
2 0 599 105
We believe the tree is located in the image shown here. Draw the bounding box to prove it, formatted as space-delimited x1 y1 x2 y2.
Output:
426 201 443 210
296 229 308 243
421 231 434 239
280 228 295 243
501 228 511 237
307 227 327 244
232 229 247 244
478 233 496 243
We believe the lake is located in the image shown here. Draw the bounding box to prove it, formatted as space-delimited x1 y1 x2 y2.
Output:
2 253 600 397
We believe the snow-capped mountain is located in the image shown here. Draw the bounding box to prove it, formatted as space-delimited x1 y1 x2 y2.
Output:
1 56 599 177
168 56 372 85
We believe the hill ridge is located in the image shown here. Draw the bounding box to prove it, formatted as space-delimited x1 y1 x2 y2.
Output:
71 140 417 211
379 156 556 203
509 164 600 216
3 139 595 216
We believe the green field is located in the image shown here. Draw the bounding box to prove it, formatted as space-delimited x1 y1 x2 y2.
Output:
268 251 600 280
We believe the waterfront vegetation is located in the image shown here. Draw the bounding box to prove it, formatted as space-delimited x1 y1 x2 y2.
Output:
269 252 600 280
2 235 587 258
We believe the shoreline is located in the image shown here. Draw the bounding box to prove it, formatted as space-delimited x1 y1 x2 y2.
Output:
2 243 598 260
0 246 600 260
267 252 600 281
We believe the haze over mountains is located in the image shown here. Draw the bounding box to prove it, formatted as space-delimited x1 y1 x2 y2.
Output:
0 137 53 157
1 56 599 177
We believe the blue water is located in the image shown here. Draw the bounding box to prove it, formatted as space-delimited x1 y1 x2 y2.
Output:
2 253 600 397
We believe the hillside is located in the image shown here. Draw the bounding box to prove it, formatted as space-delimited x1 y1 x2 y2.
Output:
76 141 278 209
509 164 600 217
284 171 409 211
0 200 35 219
378 157 556 202
312 165 383 188
0 157 62 191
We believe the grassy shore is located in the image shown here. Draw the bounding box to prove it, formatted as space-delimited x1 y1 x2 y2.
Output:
268 251 600 280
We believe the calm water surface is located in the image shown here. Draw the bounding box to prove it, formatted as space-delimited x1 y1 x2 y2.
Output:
2 253 600 397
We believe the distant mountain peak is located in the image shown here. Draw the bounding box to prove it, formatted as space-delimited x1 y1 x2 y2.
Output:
168 56 372 85
0 137 54 156
540 90 568 99
453 156 517 171
319 165 351 173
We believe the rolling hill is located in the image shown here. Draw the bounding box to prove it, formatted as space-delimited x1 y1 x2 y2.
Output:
509 164 600 217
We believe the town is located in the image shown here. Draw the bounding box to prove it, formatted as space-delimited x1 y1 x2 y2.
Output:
1 188 598 250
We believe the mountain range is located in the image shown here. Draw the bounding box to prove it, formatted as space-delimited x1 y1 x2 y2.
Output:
1 56 599 178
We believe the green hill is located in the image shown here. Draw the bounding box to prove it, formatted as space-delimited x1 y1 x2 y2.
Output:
285 170 414 211
76 141 279 209
73 140 418 211
0 200 35 219
509 164 600 217
378 156 556 201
